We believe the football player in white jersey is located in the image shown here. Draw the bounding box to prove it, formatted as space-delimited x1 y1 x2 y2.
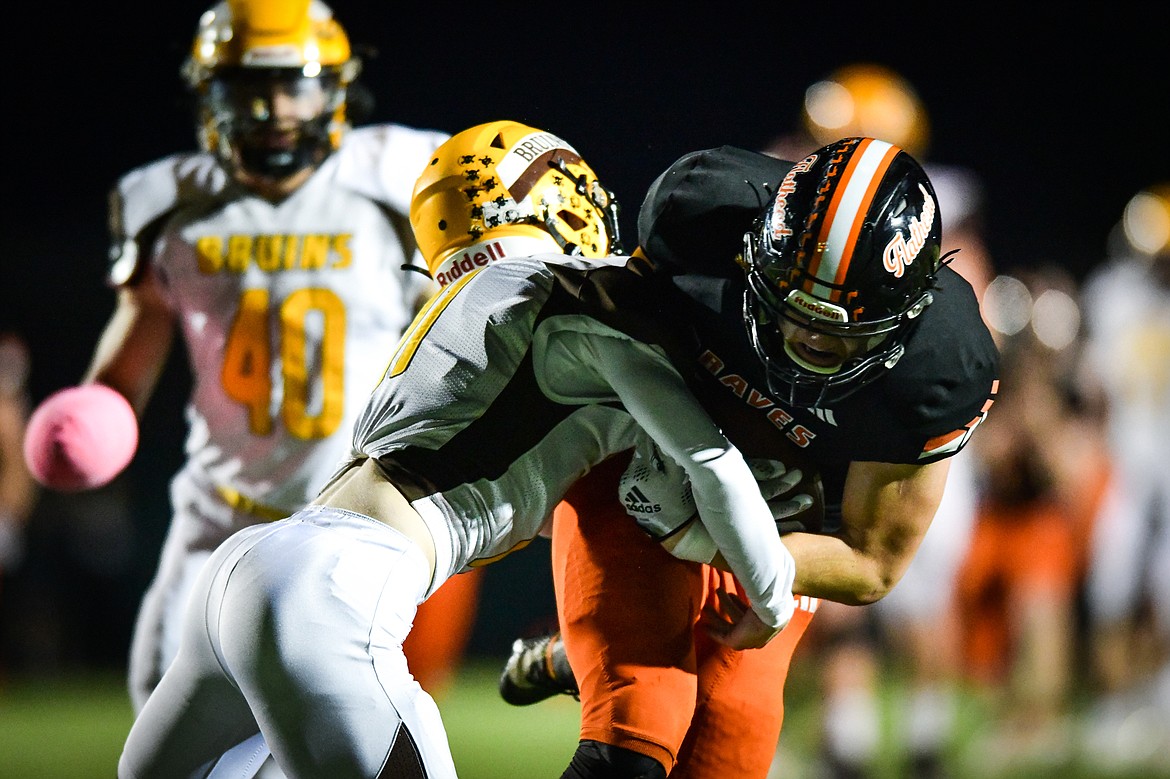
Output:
20 0 455 723
1079 183 1170 767
118 121 800 778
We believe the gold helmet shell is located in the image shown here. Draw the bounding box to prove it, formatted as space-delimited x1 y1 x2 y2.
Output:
801 63 930 159
411 120 621 287
183 0 358 83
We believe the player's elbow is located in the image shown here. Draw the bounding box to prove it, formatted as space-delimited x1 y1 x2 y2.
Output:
853 577 896 606
854 555 912 605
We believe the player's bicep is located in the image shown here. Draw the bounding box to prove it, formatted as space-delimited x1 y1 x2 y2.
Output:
840 457 952 583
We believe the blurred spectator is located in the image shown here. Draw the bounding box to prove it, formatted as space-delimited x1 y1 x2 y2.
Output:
0 333 36 605
1076 183 1170 772
0 332 140 676
764 63 993 778
956 267 1107 772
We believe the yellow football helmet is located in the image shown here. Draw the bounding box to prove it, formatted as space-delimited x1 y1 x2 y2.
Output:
182 0 361 179
801 63 930 159
411 120 622 287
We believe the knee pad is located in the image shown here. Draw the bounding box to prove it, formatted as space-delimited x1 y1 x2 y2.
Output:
561 739 666 779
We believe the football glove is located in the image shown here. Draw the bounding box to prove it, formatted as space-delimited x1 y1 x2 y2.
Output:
618 436 815 539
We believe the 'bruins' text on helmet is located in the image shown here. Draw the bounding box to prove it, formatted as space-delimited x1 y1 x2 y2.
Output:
743 136 944 407
183 0 361 180
410 120 622 287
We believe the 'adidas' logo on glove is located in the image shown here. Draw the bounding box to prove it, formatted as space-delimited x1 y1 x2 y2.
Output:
622 485 662 514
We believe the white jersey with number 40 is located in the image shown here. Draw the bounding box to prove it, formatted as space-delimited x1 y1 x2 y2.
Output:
109 123 447 516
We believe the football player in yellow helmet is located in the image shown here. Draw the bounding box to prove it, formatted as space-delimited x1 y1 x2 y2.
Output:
24 5 453 773
183 0 363 196
411 119 622 287
119 118 813 777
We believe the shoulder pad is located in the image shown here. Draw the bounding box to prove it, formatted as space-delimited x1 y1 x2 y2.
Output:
107 153 229 287
332 123 451 214
112 153 228 240
889 265 1000 457
638 146 794 276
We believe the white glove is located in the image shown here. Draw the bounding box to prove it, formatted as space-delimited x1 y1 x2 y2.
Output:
618 435 695 540
618 439 815 540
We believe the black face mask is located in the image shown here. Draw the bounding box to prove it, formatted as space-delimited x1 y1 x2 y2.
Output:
233 113 334 179
204 67 346 180
743 286 923 409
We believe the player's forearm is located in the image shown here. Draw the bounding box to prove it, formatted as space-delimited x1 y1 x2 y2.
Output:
779 531 896 605
82 289 175 412
705 529 890 605
786 458 949 605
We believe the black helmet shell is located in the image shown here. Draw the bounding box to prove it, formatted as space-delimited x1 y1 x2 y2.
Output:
745 136 943 406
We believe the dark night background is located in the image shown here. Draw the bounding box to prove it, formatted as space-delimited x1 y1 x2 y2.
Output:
2 3 1167 671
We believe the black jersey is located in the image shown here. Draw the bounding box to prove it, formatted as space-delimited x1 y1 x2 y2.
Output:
633 146 1000 530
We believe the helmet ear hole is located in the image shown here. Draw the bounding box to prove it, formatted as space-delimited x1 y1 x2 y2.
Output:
558 210 588 232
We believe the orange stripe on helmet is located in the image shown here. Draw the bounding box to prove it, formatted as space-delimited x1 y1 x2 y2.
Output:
805 138 900 306
803 143 853 291
835 143 900 289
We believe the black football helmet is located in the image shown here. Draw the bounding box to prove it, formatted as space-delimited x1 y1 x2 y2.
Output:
743 136 944 407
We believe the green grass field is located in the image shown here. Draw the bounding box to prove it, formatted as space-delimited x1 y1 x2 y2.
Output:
0 663 580 779
1 660 1167 778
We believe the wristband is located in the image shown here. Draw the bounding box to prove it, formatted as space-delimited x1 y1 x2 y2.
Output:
667 519 718 564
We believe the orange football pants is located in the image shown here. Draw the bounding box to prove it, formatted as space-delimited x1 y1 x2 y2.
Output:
552 455 816 777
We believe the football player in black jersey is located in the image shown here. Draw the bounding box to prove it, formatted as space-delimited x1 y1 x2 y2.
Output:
501 137 1000 779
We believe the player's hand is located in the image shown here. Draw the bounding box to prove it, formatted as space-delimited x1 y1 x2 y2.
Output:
702 588 790 649
618 435 696 537
621 443 816 536
746 458 815 533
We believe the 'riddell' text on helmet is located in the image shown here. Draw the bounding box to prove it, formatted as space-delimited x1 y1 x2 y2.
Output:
410 120 622 285
183 0 361 180
744 136 943 408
